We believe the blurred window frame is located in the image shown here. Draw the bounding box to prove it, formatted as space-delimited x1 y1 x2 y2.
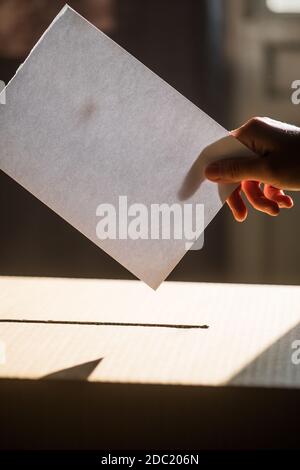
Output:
266 0 300 14
242 0 300 18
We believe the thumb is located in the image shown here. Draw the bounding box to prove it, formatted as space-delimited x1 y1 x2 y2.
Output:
205 156 267 183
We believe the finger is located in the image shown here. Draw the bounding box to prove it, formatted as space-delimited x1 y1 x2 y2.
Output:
226 185 247 222
230 117 278 154
263 184 294 209
242 180 279 216
205 156 268 184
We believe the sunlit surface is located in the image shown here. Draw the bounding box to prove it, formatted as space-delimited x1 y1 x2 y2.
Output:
267 0 300 13
1 277 300 388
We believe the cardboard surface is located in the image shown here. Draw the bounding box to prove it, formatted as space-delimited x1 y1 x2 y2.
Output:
1 276 300 450
1 276 300 388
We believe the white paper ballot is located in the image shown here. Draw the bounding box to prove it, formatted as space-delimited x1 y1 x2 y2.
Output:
0 5 254 289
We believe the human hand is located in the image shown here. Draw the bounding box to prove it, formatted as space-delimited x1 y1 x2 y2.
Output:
205 117 300 221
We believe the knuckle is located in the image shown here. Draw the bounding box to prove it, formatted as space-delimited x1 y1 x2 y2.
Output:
235 117 265 142
247 116 266 131
221 159 241 180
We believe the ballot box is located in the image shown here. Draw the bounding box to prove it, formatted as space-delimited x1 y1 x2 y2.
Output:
0 277 300 449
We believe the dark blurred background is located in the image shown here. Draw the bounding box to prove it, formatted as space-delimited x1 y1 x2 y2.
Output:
0 0 300 285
